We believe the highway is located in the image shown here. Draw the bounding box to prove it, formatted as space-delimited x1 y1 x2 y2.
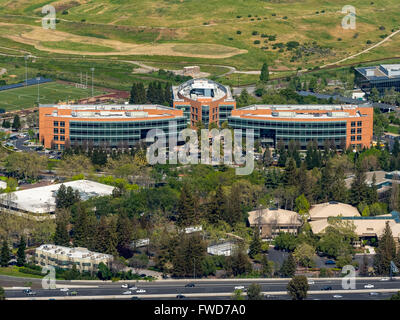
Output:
3 276 400 300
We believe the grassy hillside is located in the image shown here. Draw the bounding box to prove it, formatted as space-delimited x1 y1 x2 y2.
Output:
0 0 398 90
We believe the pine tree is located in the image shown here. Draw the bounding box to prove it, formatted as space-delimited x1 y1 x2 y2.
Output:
280 253 296 277
228 184 243 225
12 114 21 131
0 240 10 267
54 213 70 246
207 185 226 224
73 204 91 248
55 184 67 209
261 254 273 277
284 157 297 186
16 236 26 267
260 62 269 83
129 83 138 104
176 184 197 227
349 166 369 206
116 212 134 256
249 229 262 259
374 221 396 275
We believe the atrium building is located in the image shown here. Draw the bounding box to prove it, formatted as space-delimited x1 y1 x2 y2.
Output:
228 104 373 150
355 64 400 94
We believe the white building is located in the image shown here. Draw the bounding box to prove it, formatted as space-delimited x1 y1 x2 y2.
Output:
0 180 114 214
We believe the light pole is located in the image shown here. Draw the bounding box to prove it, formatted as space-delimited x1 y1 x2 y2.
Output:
91 67 95 97
36 76 40 104
193 257 196 280
24 55 29 86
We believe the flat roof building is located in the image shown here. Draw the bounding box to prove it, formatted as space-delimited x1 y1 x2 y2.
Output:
355 64 400 94
39 104 186 150
0 180 114 214
228 104 373 149
35 244 113 273
172 78 236 127
248 208 303 239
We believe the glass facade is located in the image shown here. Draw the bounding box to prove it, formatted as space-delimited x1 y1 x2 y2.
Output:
175 105 191 124
228 117 347 148
202 105 209 125
68 118 186 147
219 105 234 126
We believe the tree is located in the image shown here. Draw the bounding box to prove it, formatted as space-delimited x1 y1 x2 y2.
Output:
54 210 70 246
232 289 245 300
176 184 197 227
284 157 297 186
97 262 112 280
260 62 269 82
229 246 252 276
0 240 10 267
295 194 310 221
207 185 226 225
293 243 315 268
280 253 296 277
249 229 262 259
247 283 263 300
0 286 5 300
374 221 396 275
260 254 273 277
369 87 380 103
287 275 309 300
12 114 21 131
116 212 134 256
390 291 400 300
16 236 26 267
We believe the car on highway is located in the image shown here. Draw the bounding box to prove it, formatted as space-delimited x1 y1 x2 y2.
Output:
185 283 195 288
122 290 132 295
121 284 129 288
321 286 332 290
136 289 146 293
364 284 374 289
234 285 245 290
369 292 380 296
325 260 336 265
131 296 141 300
380 277 390 281
333 295 343 299
22 289 32 294
60 288 69 292
128 286 137 290
69 291 78 296
307 279 315 285
176 294 186 299
26 291 37 296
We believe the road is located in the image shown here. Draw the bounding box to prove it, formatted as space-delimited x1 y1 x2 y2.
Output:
3 276 400 300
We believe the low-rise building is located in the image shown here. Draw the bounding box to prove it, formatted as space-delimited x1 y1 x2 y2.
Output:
248 208 303 239
309 201 361 221
35 244 113 273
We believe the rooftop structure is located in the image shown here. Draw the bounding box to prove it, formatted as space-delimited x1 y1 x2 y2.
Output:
39 104 186 150
248 208 303 239
35 244 113 272
309 202 361 220
172 79 236 127
0 180 114 214
207 241 242 256
355 64 400 94
228 104 373 149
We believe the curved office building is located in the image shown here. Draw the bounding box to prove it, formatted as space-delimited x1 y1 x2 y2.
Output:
172 78 236 127
39 104 186 150
228 104 373 149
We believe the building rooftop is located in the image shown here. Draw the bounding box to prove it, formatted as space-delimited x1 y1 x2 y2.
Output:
173 78 234 102
0 180 114 214
355 64 400 81
309 202 361 220
248 208 302 226
37 244 113 260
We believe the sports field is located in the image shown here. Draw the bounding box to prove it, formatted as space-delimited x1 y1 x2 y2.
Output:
0 81 106 111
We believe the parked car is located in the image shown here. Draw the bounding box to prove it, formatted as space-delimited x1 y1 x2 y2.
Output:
325 260 336 265
364 284 374 289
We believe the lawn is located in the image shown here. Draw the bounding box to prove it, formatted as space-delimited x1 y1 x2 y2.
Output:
0 81 106 111
0 266 43 279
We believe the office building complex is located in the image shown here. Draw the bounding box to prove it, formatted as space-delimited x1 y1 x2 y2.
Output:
39 104 186 150
228 104 373 149
172 79 236 127
35 244 113 273
355 64 400 94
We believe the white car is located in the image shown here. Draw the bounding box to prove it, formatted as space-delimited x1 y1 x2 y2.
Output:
364 284 374 289
60 288 69 292
369 292 379 296
234 286 245 290
122 290 132 295
128 286 137 290
333 295 343 299
136 289 146 293
307 280 315 285
380 277 390 281
121 284 128 289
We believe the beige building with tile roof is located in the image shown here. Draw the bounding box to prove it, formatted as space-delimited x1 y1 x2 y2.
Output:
309 202 361 221
248 208 303 239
